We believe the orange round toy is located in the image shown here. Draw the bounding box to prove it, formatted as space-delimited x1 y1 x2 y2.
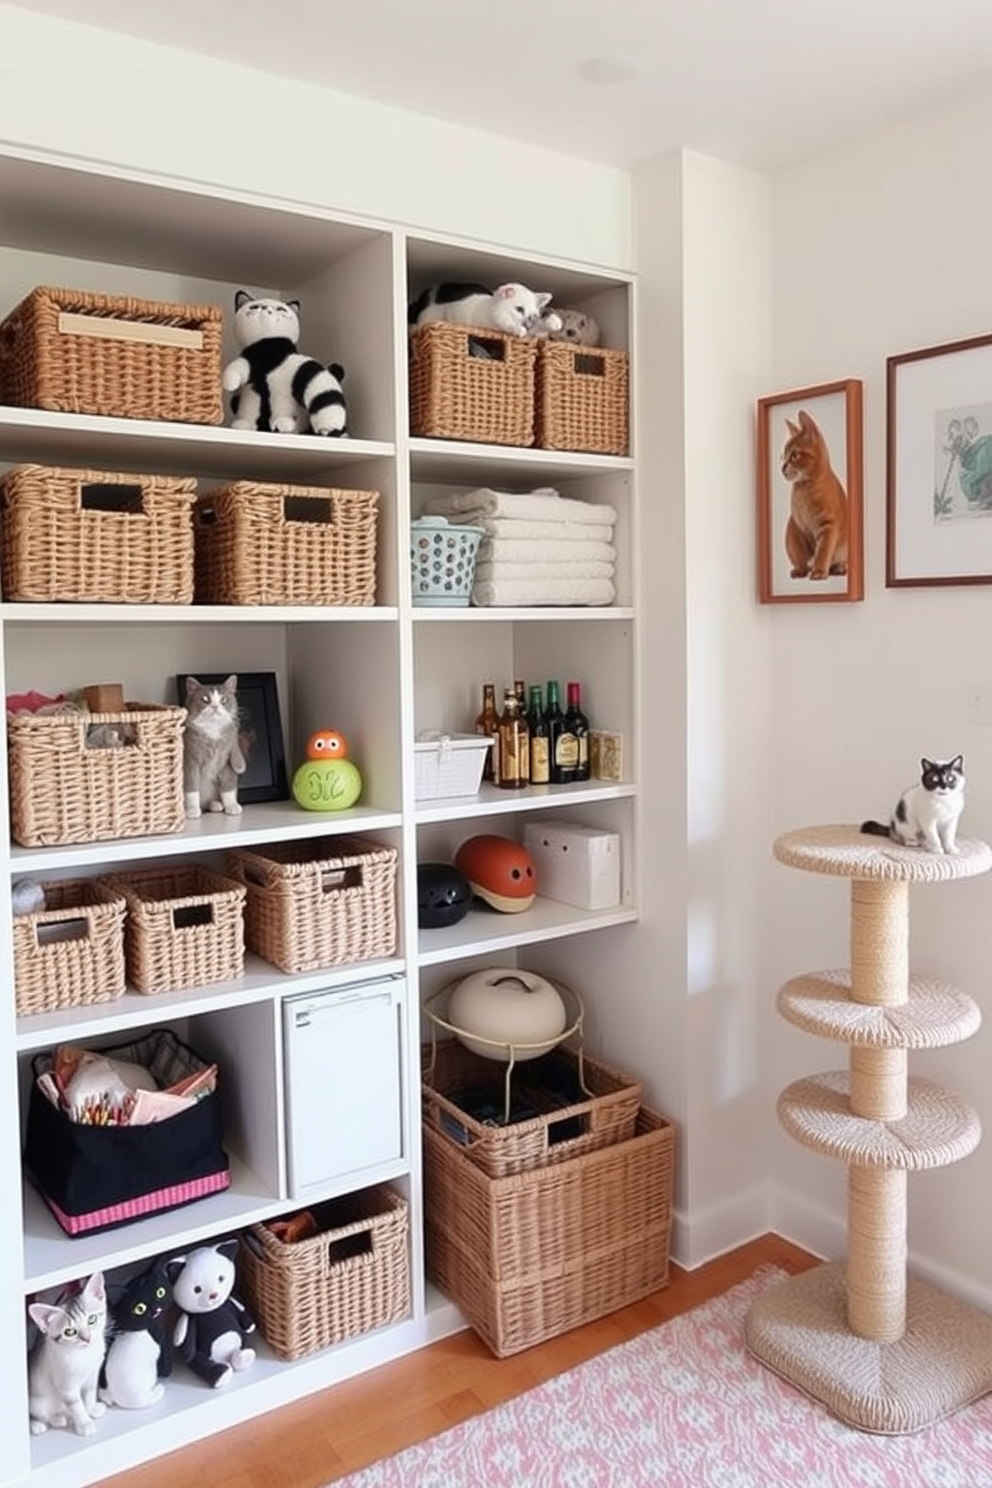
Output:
293 730 362 811
454 834 537 913
306 728 348 760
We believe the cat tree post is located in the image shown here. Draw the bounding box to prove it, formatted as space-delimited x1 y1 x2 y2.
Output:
746 825 992 1434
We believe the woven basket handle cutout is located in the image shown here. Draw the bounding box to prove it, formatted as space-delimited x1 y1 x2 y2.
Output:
323 1226 374 1274
320 866 362 895
34 916 91 949
283 495 334 526
573 352 606 378
79 481 146 516
467 334 506 363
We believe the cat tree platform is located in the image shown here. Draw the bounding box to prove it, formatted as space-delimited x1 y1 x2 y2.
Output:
745 824 992 1434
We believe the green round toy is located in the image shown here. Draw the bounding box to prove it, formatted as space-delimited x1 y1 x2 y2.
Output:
292 729 363 812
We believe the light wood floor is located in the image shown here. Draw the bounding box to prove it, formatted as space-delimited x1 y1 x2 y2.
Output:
98 1233 818 1488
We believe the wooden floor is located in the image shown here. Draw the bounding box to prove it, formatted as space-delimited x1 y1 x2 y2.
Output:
99 1234 818 1488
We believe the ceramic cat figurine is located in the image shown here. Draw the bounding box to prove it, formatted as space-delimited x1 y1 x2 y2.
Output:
99 1260 173 1410
182 675 246 819
27 1272 108 1436
780 409 848 580
409 282 558 337
861 755 965 854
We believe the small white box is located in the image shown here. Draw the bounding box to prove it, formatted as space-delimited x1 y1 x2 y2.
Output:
523 819 621 911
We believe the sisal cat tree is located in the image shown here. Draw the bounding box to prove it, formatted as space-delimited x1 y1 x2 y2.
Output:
746 824 992 1433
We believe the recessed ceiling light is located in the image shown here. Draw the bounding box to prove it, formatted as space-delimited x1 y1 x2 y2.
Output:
578 55 638 85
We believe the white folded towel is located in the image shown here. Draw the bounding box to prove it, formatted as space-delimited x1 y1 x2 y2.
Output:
473 559 614 582
477 538 617 565
425 515 615 543
431 487 618 526
472 576 616 607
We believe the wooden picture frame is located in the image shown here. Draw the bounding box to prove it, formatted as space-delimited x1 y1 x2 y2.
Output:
886 332 992 586
176 671 289 803
756 379 864 604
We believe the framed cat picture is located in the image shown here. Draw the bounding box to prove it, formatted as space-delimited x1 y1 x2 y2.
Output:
175 671 289 803
756 379 865 604
886 331 992 586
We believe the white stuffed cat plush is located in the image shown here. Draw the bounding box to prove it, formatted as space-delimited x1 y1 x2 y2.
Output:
223 291 348 436
410 282 560 337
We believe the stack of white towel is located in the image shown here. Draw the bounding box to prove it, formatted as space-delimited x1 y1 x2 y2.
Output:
422 486 618 606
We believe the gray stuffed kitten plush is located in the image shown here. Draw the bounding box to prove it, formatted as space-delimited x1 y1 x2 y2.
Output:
182 675 246 818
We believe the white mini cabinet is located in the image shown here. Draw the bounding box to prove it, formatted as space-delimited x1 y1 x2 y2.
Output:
0 149 638 1488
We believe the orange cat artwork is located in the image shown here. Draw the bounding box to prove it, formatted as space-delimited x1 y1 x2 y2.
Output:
780 408 848 580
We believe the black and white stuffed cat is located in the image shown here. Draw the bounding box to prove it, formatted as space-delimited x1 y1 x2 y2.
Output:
223 291 348 436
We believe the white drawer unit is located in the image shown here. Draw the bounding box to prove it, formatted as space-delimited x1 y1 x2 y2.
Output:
282 977 406 1198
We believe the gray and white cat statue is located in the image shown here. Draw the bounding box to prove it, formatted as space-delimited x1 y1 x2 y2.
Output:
27 1272 108 1436
223 291 348 436
861 755 965 854
409 281 560 337
182 675 246 819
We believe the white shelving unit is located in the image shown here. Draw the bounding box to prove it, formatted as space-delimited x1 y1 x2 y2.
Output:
0 148 637 1488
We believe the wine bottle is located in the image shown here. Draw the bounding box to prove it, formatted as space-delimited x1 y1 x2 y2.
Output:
565 681 590 782
545 679 577 785
514 678 527 709
474 681 500 783
527 683 550 785
496 687 530 789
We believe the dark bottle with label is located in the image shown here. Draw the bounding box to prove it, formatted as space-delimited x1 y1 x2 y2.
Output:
527 683 550 785
474 681 500 783
545 678 577 785
497 687 530 789
565 681 590 782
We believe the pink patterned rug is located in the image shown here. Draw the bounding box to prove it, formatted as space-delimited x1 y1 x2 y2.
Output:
332 1265 992 1487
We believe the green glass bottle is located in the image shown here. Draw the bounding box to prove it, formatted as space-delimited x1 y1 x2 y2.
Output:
545 679 576 785
527 683 550 785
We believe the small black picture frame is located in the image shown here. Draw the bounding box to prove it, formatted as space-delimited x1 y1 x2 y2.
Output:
176 671 289 804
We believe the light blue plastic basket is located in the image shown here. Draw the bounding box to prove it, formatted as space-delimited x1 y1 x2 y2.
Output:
410 517 482 607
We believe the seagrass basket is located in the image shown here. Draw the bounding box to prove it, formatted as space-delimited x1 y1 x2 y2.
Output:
13 878 127 1017
226 836 398 974
98 864 246 995
238 1187 410 1360
0 464 197 604
535 342 629 455
0 286 224 424
409 322 538 446
424 1104 674 1357
421 1039 641 1177
7 704 186 847
194 481 379 606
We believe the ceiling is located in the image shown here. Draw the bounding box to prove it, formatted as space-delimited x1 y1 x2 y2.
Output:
9 0 992 173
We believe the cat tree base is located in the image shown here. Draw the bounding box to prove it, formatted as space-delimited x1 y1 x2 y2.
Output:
746 1260 992 1434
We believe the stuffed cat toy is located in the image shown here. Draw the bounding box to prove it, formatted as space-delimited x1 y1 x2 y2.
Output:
409 282 560 337
99 1259 173 1410
862 756 965 855
223 291 348 436
167 1240 256 1389
28 1272 108 1436
535 307 601 347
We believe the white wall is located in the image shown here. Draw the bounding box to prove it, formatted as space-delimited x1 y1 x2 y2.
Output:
0 4 630 271
765 83 992 1300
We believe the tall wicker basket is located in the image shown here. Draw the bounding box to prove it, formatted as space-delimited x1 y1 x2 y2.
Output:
409 323 538 446
0 286 224 424
535 342 629 455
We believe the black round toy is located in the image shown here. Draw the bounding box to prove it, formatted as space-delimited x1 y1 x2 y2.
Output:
417 862 472 929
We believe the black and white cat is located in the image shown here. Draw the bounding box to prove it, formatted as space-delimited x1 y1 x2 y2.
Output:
223 292 347 436
409 281 559 337
28 1272 108 1436
861 755 965 854
182 675 246 819
99 1260 173 1410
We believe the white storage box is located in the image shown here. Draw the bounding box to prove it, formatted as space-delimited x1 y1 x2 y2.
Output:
414 732 492 800
523 819 621 910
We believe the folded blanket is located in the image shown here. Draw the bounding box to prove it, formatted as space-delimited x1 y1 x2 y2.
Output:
430 487 618 526
473 559 614 582
423 511 616 544
477 538 617 565
472 576 616 607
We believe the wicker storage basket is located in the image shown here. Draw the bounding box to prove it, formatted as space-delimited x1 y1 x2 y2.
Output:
98 864 246 995
7 704 186 848
194 481 379 606
422 1040 641 1177
226 835 398 974
0 464 197 604
0 286 223 424
13 878 127 1017
535 342 629 456
238 1187 410 1360
425 1104 674 1357
409 322 538 447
